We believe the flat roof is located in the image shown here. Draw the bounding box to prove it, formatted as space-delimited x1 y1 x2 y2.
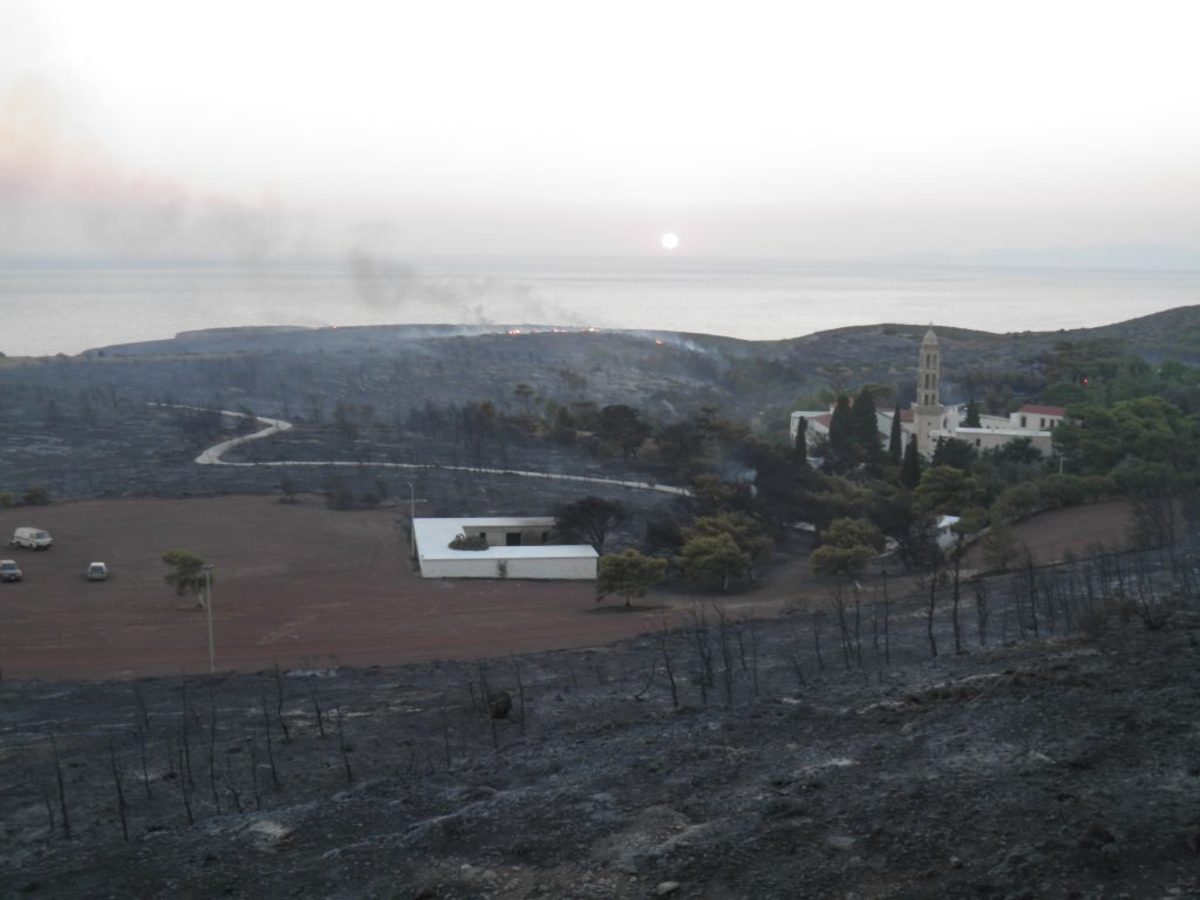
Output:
941 427 1051 438
412 517 598 563
440 516 557 528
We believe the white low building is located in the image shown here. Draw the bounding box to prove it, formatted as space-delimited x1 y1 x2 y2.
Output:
412 517 598 580
925 403 1063 455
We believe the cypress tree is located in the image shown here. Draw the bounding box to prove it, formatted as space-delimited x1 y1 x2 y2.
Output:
901 434 922 488
850 388 882 462
793 416 809 468
888 401 903 466
828 395 853 466
964 397 981 428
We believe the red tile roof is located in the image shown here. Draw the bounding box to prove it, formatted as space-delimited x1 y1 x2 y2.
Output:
1018 405 1066 416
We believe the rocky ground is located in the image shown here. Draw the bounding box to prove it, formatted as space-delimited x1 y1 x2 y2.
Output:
3 585 1198 899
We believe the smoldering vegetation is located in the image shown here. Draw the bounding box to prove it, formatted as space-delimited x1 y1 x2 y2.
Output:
0 326 788 507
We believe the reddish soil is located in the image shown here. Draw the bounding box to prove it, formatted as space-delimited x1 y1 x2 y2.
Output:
0 497 789 681
964 499 1136 569
0 497 1138 681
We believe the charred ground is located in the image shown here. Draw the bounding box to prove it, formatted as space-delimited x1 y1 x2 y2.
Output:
3 309 1199 505
3 569 1198 899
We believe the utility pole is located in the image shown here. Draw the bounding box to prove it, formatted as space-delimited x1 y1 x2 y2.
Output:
203 563 216 674
404 481 417 563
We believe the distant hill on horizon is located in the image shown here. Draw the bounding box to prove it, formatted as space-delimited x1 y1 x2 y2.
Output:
76 303 1200 362
879 242 1200 271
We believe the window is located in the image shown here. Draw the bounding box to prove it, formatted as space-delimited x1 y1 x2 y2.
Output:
1040 418 1046 428
1020 416 1027 428
541 531 550 543
975 438 981 447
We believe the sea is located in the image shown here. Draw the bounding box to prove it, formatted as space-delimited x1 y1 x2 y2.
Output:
1 256 1198 357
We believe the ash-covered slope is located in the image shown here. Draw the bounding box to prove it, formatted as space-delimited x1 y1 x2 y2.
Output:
3 611 1197 899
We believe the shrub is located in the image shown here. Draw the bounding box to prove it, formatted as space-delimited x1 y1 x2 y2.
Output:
22 486 51 506
990 482 1041 522
449 533 489 551
324 487 355 510
1083 475 1117 501
1038 474 1089 508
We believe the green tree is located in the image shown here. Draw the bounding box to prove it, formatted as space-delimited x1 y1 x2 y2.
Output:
684 513 773 577
827 394 853 468
729 435 814 535
822 516 886 553
980 520 1020 571
868 482 939 570
986 436 1041 466
553 496 628 552
657 420 705 472
161 549 211 603
931 437 976 470
599 404 651 462
596 550 668 607
963 398 982 428
687 474 753 516
793 415 809 468
915 466 985 516
810 543 875 580
811 516 884 580
901 434 922 488
679 532 752 591
887 403 903 466
1055 396 1195 476
990 482 1041 523
850 387 883 463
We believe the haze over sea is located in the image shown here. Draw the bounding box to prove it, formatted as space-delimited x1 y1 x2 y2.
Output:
2 256 1198 357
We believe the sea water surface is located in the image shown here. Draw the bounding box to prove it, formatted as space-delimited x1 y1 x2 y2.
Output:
1 256 1198 356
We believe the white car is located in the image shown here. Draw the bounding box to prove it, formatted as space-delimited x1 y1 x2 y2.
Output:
87 562 108 581
11 527 53 550
0 560 23 582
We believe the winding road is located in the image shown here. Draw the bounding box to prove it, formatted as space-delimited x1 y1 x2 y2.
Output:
157 403 691 497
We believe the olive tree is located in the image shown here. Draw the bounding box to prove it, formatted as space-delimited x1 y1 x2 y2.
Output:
162 549 212 605
597 550 668 607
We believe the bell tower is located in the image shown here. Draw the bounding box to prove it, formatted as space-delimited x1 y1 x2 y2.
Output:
913 327 943 456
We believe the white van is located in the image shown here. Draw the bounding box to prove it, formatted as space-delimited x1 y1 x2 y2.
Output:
11 527 53 550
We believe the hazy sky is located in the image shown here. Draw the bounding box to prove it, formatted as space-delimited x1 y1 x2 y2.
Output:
2 0 1198 260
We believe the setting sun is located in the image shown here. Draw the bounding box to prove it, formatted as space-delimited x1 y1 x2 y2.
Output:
660 232 680 250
